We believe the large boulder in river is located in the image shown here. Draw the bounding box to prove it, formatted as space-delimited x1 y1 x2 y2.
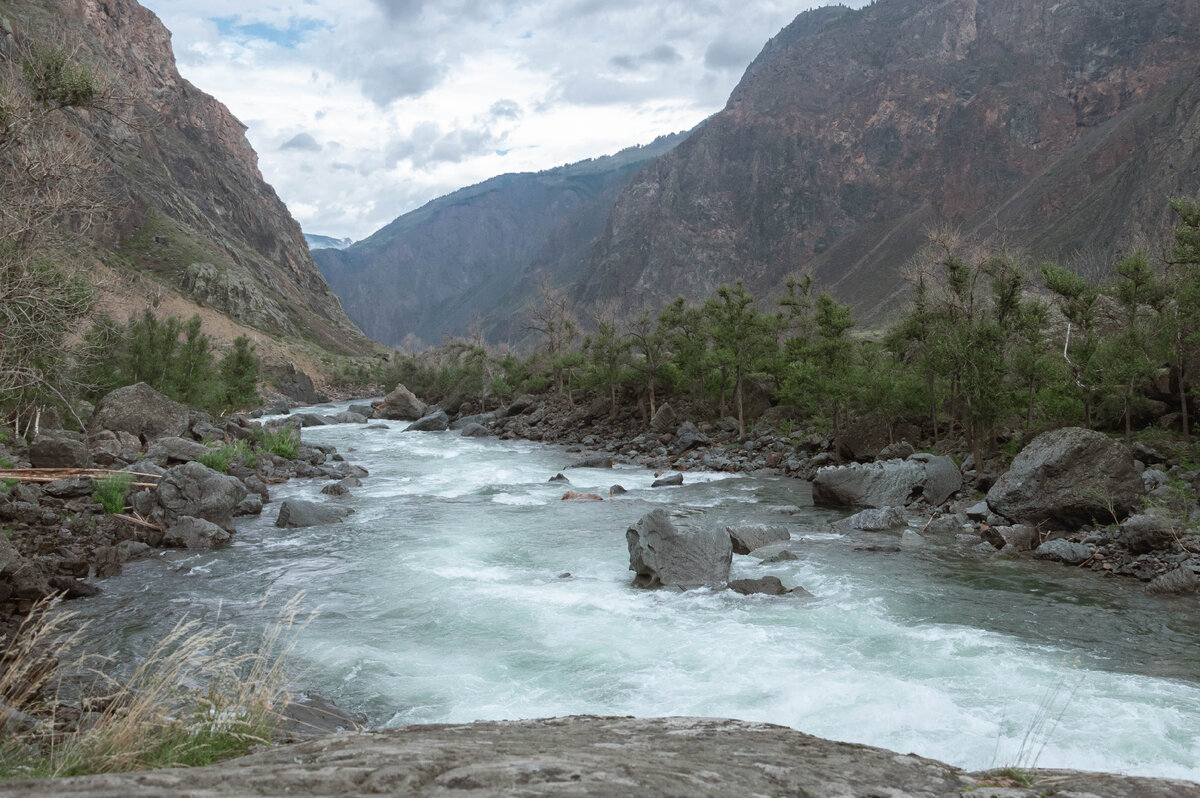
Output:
377 384 427 421
626 509 731 589
986 427 1144 528
91 382 189 441
155 461 247 532
812 454 961 509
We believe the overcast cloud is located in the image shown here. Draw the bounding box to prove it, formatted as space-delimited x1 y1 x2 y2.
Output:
140 0 867 241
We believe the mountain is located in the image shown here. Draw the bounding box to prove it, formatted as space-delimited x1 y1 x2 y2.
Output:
312 133 691 347
578 0 1200 323
305 234 354 251
0 0 372 358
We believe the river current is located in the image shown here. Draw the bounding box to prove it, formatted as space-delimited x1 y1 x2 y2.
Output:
66 402 1200 780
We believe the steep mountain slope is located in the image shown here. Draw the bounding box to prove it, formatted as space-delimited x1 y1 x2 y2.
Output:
1 0 372 356
313 133 690 347
578 0 1200 323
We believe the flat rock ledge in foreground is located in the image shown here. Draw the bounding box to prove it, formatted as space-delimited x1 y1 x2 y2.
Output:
2 716 1196 797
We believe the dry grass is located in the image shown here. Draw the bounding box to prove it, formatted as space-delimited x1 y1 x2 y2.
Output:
0 594 308 779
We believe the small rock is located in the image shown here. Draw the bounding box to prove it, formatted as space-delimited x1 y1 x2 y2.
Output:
406 410 450 432
565 455 613 469
727 525 790 555
728 576 790 596
651 472 684 487
164 516 232 549
275 499 354 528
757 550 799 563
561 491 603 501
1146 566 1199 596
1033 538 1094 565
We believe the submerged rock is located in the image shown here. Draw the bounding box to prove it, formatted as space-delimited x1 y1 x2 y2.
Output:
651 472 683 487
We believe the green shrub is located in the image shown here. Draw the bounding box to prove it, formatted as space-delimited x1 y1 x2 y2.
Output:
197 447 232 473
258 428 299 460
93 473 133 514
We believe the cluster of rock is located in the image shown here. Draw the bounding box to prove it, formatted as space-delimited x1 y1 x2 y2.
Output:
0 383 367 621
625 509 805 597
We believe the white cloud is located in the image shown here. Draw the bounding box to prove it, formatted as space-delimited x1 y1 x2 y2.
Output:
140 0 869 239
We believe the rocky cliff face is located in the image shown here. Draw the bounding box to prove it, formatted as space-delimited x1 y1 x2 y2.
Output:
579 0 1200 322
1 0 371 355
313 134 689 347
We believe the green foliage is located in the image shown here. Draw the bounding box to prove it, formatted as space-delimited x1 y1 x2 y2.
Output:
219 336 260 408
21 45 97 108
257 428 300 460
198 440 254 473
93 473 133 514
77 312 258 413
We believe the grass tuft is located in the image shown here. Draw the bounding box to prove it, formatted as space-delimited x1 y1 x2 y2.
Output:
92 473 133 514
257 428 300 460
0 595 307 779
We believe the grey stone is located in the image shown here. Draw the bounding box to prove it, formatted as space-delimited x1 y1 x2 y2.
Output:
236 492 265 515
813 455 961 509
406 410 450 432
627 509 731 589
835 507 907 532
320 481 350 496
451 412 495 430
757 550 799 563
1033 538 1094 565
728 576 790 595
116 541 152 562
377 384 427 420
1146 566 1199 596
164 515 232 549
156 462 248 532
1142 468 1170 493
43 476 95 499
648 402 677 433
727 524 790 555
29 435 89 468
329 411 368 424
150 436 214 464
651 472 683 487
671 431 710 456
987 427 1144 528
964 501 990 521
275 499 354 528
459 422 489 438
900 529 926 548
295 413 330 427
876 441 916 461
503 394 537 417
91 382 189 441
1120 513 1176 554
565 454 613 469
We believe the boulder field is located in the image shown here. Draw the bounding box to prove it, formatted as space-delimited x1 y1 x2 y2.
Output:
0 715 1193 797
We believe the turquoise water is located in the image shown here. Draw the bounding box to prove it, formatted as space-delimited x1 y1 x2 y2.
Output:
67 404 1200 780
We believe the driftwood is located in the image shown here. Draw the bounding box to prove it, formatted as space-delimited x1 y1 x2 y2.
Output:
111 513 164 532
0 468 161 488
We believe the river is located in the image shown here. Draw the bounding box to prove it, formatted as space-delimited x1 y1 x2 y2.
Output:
64 402 1200 780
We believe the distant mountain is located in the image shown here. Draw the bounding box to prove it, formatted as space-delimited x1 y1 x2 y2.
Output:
578 0 1200 323
312 133 692 346
305 234 354 251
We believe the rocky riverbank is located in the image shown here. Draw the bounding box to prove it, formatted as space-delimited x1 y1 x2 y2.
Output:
0 714 1195 797
373 386 1200 599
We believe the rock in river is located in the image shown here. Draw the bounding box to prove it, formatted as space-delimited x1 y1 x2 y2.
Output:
275 499 355 528
626 509 731 590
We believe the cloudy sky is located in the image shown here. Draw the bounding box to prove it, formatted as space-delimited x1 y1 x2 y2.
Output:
139 0 866 242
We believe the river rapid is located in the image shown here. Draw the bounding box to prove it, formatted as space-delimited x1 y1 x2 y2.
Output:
66 402 1200 780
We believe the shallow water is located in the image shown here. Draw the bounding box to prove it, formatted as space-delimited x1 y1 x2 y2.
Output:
66 403 1200 780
